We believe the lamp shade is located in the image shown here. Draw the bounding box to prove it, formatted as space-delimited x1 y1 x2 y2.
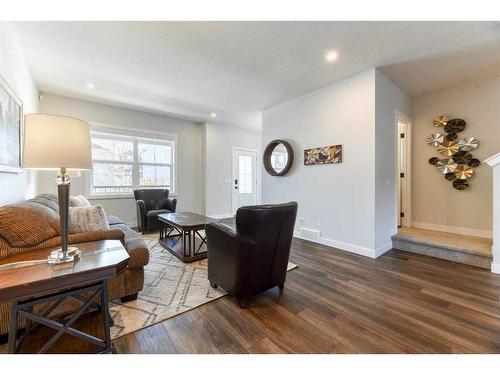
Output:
23 114 92 170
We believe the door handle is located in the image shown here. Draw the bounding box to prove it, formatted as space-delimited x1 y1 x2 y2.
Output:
234 179 238 189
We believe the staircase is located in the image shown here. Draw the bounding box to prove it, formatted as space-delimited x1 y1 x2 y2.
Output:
391 227 493 269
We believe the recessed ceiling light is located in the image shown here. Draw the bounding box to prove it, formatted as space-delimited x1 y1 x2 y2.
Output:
210 112 217 118
86 83 95 89
325 50 339 63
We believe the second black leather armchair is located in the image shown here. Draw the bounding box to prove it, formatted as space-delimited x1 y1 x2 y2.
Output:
134 189 177 233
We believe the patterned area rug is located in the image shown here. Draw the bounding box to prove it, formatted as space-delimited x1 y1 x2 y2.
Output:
110 234 297 339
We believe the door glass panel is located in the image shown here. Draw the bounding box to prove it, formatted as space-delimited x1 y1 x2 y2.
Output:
238 155 253 195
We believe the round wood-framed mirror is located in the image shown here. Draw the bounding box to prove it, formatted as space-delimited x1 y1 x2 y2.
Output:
263 140 294 176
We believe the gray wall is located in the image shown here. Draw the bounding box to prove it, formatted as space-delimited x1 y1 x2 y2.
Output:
375 70 410 249
202 122 261 217
262 69 377 254
38 93 203 225
262 69 409 257
0 22 38 205
411 76 500 237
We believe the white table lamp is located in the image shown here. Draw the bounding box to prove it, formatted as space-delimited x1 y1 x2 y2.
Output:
23 114 92 264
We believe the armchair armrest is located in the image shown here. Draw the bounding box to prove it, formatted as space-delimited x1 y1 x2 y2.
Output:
205 222 243 256
206 221 237 239
165 198 177 212
136 199 146 214
206 221 246 272
135 199 147 232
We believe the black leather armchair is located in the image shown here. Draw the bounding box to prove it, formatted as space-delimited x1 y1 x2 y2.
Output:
134 189 177 233
205 202 298 308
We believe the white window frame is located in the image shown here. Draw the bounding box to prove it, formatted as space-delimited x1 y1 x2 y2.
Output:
86 123 178 199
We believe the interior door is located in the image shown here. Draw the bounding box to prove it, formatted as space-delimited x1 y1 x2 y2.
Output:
232 149 257 214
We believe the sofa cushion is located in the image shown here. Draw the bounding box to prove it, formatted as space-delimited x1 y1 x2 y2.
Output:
0 202 60 248
69 205 110 234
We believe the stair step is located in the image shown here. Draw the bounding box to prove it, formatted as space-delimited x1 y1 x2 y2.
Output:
392 228 492 269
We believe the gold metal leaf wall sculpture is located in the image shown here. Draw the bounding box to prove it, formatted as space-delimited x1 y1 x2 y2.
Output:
433 116 448 128
454 164 474 179
435 158 457 174
428 116 480 190
437 141 460 156
427 133 444 146
458 137 479 151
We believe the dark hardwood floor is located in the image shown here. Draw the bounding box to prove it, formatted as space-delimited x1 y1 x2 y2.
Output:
3 237 500 353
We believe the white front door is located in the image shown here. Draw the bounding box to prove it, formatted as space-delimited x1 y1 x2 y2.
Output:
232 149 258 214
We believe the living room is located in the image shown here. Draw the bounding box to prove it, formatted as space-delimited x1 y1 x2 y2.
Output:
1 0 500 372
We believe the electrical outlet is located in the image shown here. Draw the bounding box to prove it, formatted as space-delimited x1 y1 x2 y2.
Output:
299 217 305 225
317 219 321 228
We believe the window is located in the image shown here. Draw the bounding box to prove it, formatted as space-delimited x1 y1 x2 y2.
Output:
89 129 175 197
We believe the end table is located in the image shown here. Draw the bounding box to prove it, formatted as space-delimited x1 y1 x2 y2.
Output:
0 240 129 354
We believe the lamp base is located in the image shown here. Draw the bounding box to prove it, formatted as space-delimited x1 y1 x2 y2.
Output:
47 246 81 264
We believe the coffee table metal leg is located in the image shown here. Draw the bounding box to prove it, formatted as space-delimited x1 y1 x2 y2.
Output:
183 231 186 257
188 230 193 257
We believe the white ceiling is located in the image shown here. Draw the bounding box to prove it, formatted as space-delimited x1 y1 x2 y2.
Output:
10 21 500 130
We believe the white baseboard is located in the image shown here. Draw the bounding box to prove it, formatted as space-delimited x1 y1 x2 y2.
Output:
412 222 493 239
374 241 393 258
293 231 386 259
208 213 234 219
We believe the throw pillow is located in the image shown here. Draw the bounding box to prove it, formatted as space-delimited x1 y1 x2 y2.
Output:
0 204 59 247
69 195 92 208
69 205 110 234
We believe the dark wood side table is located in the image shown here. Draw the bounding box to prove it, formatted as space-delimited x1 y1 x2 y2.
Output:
158 212 218 262
0 240 129 354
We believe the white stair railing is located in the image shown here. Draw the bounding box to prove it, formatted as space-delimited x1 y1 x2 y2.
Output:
485 153 500 274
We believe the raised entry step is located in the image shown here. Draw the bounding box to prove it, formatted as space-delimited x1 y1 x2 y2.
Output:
391 227 492 269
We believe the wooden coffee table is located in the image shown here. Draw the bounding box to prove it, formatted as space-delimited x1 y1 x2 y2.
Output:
158 212 218 262
0 240 129 354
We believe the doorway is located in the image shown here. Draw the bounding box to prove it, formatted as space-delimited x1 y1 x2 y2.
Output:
397 114 412 228
232 148 258 214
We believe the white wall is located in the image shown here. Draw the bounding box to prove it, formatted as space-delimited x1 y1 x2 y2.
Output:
375 70 410 251
411 76 500 237
262 69 377 254
0 22 39 205
262 69 409 257
38 93 202 225
202 122 261 217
